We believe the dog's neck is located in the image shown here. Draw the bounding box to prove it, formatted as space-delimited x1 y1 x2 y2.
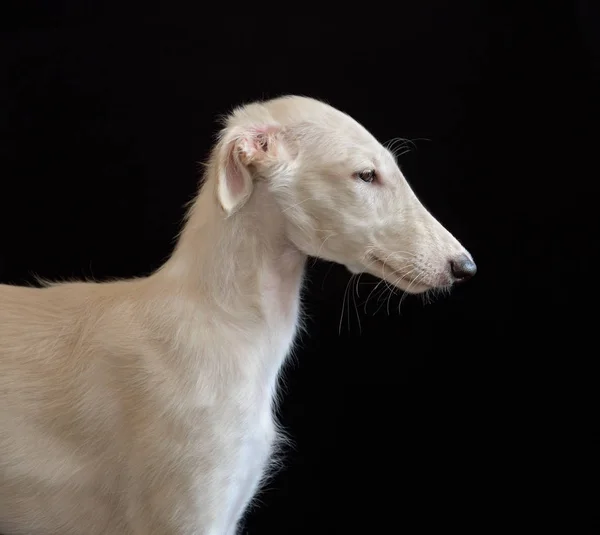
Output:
159 175 307 323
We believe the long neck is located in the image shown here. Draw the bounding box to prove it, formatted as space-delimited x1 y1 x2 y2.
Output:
156 175 307 322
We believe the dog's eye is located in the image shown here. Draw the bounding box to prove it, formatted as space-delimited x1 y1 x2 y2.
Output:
356 169 376 183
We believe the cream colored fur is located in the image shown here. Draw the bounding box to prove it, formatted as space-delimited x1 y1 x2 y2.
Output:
0 95 475 534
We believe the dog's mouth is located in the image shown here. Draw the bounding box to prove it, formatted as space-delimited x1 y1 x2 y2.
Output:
366 254 432 293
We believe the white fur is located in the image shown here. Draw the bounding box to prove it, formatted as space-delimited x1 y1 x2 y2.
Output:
0 95 475 534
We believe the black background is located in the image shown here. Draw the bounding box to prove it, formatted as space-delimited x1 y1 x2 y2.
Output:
1 1 599 533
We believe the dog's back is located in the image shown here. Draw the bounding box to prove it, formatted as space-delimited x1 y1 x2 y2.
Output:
0 284 86 416
0 282 145 534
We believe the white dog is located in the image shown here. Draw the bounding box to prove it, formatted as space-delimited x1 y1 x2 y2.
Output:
0 95 476 534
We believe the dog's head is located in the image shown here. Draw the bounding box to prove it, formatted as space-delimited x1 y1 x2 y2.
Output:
213 95 476 293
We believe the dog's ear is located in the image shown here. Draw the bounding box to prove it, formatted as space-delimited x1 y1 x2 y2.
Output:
215 125 284 217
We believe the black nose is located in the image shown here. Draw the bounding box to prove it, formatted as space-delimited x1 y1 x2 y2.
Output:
450 254 477 282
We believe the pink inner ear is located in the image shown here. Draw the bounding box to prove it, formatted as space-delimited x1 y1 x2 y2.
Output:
248 125 280 156
256 132 268 152
225 124 280 171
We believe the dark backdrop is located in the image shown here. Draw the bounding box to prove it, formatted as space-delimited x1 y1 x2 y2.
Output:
1 1 598 533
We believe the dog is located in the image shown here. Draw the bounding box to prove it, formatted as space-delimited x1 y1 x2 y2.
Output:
0 95 476 534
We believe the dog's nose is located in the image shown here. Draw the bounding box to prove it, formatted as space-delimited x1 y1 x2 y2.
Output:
450 254 477 282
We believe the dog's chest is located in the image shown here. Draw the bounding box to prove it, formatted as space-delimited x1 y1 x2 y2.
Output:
165 269 303 521
212 305 300 504
227 392 276 493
